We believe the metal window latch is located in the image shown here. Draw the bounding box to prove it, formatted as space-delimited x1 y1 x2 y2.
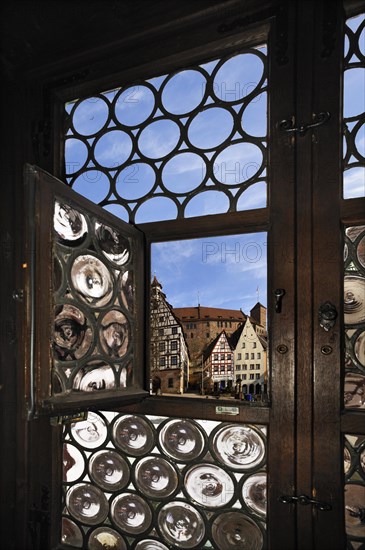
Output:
318 301 338 331
279 494 332 511
278 111 331 136
274 288 285 313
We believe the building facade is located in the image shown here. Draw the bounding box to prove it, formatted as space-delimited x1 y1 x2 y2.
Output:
150 277 189 394
231 317 268 397
202 330 234 392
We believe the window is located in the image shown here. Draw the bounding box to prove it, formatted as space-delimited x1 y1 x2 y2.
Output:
159 342 165 352
227 354 231 361
253 342 257 348
256 364 261 370
245 353 249 359
251 353 255 359
159 357 166 367
159 328 164 336
236 364 241 371
214 354 219 361
172 326 178 334
242 374 247 381
168 377 174 388
237 353 242 360
171 340 177 351
171 356 178 366
256 373 260 379
250 374 255 380
242 343 246 348
243 364 247 370
257 352 261 359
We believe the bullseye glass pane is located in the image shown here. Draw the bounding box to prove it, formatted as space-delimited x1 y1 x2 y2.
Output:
344 225 365 410
62 413 267 548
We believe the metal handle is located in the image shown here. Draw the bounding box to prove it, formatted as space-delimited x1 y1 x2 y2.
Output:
279 494 332 511
278 111 331 136
274 288 285 313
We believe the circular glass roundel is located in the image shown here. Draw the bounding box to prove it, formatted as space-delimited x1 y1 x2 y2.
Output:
184 190 230 218
61 517 83 548
134 539 169 550
54 304 93 362
157 501 205 549
134 197 178 223
72 361 116 392
71 254 114 307
112 415 155 456
65 138 89 174
158 419 205 461
63 443 85 483
93 129 133 169
72 96 109 136
161 152 206 193
114 85 155 127
98 309 130 358
110 493 152 535
70 412 108 449
344 276 365 325
71 169 111 204
187 106 234 150
184 463 235 508
116 162 156 201
211 511 263 550
354 331 365 367
241 472 267 517
344 68 365 119
89 450 130 491
161 69 207 115
210 424 265 471
357 234 365 269
54 201 88 244
213 142 263 185
134 456 179 498
213 53 265 103
344 483 365 538
95 222 130 266
88 527 127 550
66 483 109 525
138 119 180 159
241 92 267 137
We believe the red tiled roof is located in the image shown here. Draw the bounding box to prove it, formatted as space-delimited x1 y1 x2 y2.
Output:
173 306 246 321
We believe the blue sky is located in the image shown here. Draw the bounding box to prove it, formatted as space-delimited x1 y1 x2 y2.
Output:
151 233 267 313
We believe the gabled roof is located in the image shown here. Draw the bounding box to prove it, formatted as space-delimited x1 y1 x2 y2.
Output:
202 330 232 362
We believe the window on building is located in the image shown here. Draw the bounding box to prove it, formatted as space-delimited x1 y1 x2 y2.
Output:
253 342 257 348
159 342 165 352
171 356 178 366
256 374 260 379
256 364 260 370
250 374 254 380
171 340 178 351
214 354 218 361
243 374 247 380
206 322 210 327
251 353 255 359
190 333 194 338
245 353 249 359
159 328 164 336
250 364 255 370
242 343 246 348
159 316 164 322
243 364 247 370
159 357 166 367
257 352 261 359
236 365 241 371
221 354 225 361
168 378 174 388
237 353 242 360
172 326 178 334
227 354 231 361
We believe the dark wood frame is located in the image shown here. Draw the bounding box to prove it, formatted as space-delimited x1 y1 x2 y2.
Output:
1 1 364 549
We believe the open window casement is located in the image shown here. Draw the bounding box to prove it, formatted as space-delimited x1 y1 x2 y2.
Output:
24 164 148 417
